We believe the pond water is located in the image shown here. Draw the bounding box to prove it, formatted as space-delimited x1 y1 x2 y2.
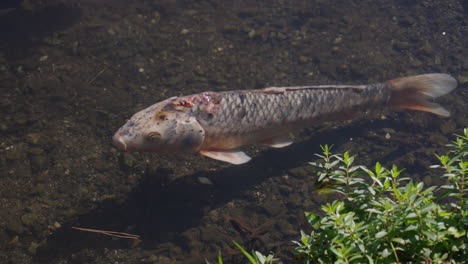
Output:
0 0 467 263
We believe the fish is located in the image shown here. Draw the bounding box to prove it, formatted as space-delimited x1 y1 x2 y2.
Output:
113 73 457 165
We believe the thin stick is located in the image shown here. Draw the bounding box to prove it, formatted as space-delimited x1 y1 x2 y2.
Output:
87 68 106 85
71 226 140 239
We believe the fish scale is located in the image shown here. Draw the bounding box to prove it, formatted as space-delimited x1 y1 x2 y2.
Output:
197 84 389 137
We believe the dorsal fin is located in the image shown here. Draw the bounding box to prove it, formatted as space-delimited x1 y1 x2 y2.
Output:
252 85 367 94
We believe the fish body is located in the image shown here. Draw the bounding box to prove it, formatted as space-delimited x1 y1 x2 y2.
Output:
113 73 457 164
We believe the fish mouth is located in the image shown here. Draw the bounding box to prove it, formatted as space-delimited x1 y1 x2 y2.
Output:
112 133 128 151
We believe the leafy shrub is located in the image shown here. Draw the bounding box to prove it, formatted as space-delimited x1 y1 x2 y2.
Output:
207 128 467 264
295 128 467 263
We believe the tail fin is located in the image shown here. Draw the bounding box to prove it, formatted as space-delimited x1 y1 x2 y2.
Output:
386 73 457 117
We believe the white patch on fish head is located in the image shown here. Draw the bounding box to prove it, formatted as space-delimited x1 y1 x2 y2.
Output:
113 100 205 152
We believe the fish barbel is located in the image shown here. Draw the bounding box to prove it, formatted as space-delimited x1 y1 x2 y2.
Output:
113 73 457 164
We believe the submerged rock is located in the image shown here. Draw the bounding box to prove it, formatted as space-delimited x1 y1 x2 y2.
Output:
21 213 37 227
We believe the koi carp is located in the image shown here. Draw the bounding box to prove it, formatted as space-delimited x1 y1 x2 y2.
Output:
113 73 457 164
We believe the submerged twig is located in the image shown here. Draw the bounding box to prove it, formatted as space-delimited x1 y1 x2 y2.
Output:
71 226 140 239
86 67 106 85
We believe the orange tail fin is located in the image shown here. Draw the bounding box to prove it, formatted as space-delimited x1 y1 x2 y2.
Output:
386 73 457 117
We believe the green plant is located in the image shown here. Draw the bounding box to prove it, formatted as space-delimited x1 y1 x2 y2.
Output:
206 129 467 263
294 128 468 263
205 241 276 264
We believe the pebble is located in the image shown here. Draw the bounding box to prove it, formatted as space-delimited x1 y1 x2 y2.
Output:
427 134 449 146
28 147 44 155
71 41 79 55
277 32 286 39
181 229 202 251
94 159 111 171
457 75 468 85
152 11 160 24
146 255 159 262
6 218 26 234
248 29 256 38
200 226 229 242
122 153 136 168
25 133 42 145
262 200 284 216
30 155 48 171
21 213 37 226
287 193 303 208
423 175 432 186
6 145 24 160
298 55 308 63
385 133 391 140
39 55 48 62
409 57 422 67
277 221 297 236
53 222 61 229
30 183 47 194
288 166 311 179
197 177 213 185
382 128 396 133
440 120 456 135
0 229 8 247
391 40 411 51
28 242 40 255
333 35 342 44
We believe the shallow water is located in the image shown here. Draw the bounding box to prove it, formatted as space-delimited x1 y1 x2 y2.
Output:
0 0 467 263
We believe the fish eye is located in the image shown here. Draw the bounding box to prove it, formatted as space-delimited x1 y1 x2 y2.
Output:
146 131 161 141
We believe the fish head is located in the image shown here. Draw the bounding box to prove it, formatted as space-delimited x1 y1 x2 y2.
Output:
113 99 205 153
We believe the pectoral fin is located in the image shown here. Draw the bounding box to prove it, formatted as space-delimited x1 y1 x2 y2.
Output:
260 135 293 148
199 150 252 165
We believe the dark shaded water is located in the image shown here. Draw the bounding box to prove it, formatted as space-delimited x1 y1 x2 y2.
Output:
0 0 467 263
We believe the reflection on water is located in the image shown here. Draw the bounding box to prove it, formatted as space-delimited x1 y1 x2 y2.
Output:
0 0 466 263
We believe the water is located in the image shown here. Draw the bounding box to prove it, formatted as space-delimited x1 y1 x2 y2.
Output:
0 0 466 263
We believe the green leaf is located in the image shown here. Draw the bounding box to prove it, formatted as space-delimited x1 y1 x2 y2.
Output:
383 178 390 189
343 152 350 165
375 162 382 174
380 248 392 258
365 255 375 264
422 230 437 241
305 212 321 229
330 246 344 258
391 238 406 245
420 203 436 213
448 227 466 238
375 230 387 239
349 255 364 262
366 208 382 215
233 241 257 264
301 234 308 245
406 212 417 219
255 252 265 263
